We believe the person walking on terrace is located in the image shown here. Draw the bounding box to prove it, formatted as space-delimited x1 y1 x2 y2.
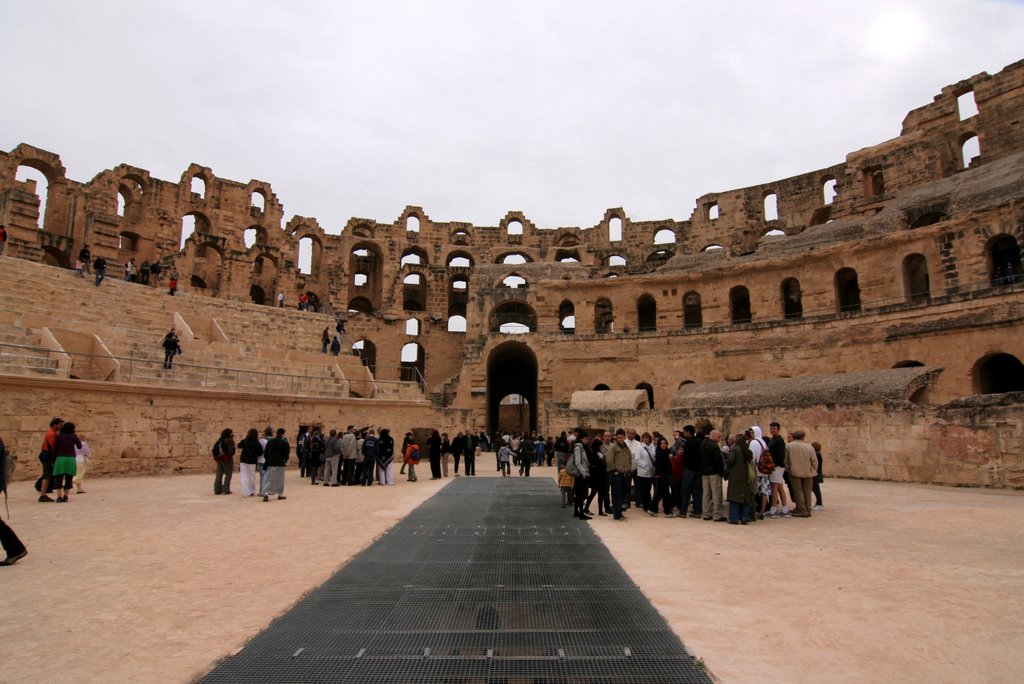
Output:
93 256 107 287
162 329 181 369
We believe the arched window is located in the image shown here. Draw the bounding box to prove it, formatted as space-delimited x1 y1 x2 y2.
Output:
402 273 426 311
348 297 374 314
835 268 862 313
401 343 424 382
251 191 265 212
902 253 930 303
594 384 610 391
764 192 779 222
490 301 536 334
702 244 725 253
823 178 838 205
635 382 654 409
16 165 49 228
609 217 622 242
351 339 378 372
407 215 420 233
781 278 803 319
190 175 206 199
448 255 471 268
957 90 978 120
447 315 467 333
961 135 980 169
405 318 420 336
501 253 529 265
989 235 1022 285
975 353 1024 394
298 237 314 275
607 255 627 267
243 228 258 249
353 273 368 287
448 277 468 317
556 249 581 263
401 252 422 267
707 203 719 221
116 190 127 217
595 298 614 334
683 291 702 329
558 300 576 334
507 219 523 236
730 286 752 324
501 274 527 289
654 228 676 245
637 294 657 332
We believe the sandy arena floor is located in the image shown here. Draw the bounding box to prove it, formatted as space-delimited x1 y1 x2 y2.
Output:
2 467 1022 683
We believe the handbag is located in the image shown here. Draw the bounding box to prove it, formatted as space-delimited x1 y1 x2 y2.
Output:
38 447 52 464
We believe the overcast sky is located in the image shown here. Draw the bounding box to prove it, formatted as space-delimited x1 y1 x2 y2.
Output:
1 1 1022 233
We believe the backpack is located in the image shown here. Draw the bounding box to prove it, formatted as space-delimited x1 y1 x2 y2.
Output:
757 445 775 475
565 445 582 477
212 440 221 459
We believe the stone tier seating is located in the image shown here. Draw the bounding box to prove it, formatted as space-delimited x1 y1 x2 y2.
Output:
0 256 422 399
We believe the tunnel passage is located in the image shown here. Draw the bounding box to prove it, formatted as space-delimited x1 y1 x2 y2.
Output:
487 341 537 435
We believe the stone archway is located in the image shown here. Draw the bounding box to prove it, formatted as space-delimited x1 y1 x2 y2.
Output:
487 341 538 435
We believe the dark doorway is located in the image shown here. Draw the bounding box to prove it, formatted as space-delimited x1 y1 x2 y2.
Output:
487 341 538 435
976 353 1024 394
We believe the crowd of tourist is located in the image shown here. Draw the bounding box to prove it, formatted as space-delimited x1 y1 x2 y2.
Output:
557 423 824 524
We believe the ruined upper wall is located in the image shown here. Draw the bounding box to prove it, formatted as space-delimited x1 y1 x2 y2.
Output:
1 60 1022 307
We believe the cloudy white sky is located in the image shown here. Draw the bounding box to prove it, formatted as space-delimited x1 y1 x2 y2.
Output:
1 0 1022 233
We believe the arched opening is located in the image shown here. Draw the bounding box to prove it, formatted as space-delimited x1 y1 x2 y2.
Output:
764 192 779 222
297 236 321 275
190 175 206 199
403 273 427 311
893 360 925 368
451 229 471 245
558 300 576 334
988 235 1021 285
761 228 786 240
903 253 931 303
961 135 980 169
41 245 70 269
781 278 803 319
730 286 752 324
16 165 50 229
653 228 675 245
500 252 529 265
957 90 978 120
637 294 657 332
351 339 377 372
647 249 673 263
401 342 425 383
490 301 536 334
683 291 702 329
407 215 420 233
487 341 538 435
243 228 258 249
191 275 207 289
823 178 838 205
448 255 472 268
975 353 1024 394
595 298 614 334
501 274 527 289
556 249 581 263
635 382 654 409
448 277 469 317
348 296 373 314
594 384 610 391
607 255 627 267
116 190 127 217
702 244 725 253
507 219 523 236
447 315 467 333
401 248 427 266
250 191 265 212
609 216 622 242
678 379 695 389
249 284 266 305
835 268 862 313
180 212 209 251
707 203 719 221
405 317 420 336
911 212 947 228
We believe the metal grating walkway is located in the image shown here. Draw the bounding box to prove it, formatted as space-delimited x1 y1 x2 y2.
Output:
200 477 711 683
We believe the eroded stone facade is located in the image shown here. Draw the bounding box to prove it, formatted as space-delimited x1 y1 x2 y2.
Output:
2 60 1023 485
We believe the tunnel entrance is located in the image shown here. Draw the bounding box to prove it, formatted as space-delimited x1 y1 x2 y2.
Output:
487 341 538 436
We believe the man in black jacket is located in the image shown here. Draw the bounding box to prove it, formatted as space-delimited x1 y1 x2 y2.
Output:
679 425 704 518
261 428 290 501
699 430 727 522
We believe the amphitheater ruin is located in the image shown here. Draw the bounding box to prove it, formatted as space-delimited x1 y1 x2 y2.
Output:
1 59 1022 487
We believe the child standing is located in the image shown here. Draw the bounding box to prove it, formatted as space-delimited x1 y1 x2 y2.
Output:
168 274 178 296
558 465 574 507
74 259 85 277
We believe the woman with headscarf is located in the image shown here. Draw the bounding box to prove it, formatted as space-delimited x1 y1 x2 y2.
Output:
750 426 772 520
51 422 82 503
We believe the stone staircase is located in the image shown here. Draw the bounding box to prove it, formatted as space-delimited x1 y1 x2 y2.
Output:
0 256 422 399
